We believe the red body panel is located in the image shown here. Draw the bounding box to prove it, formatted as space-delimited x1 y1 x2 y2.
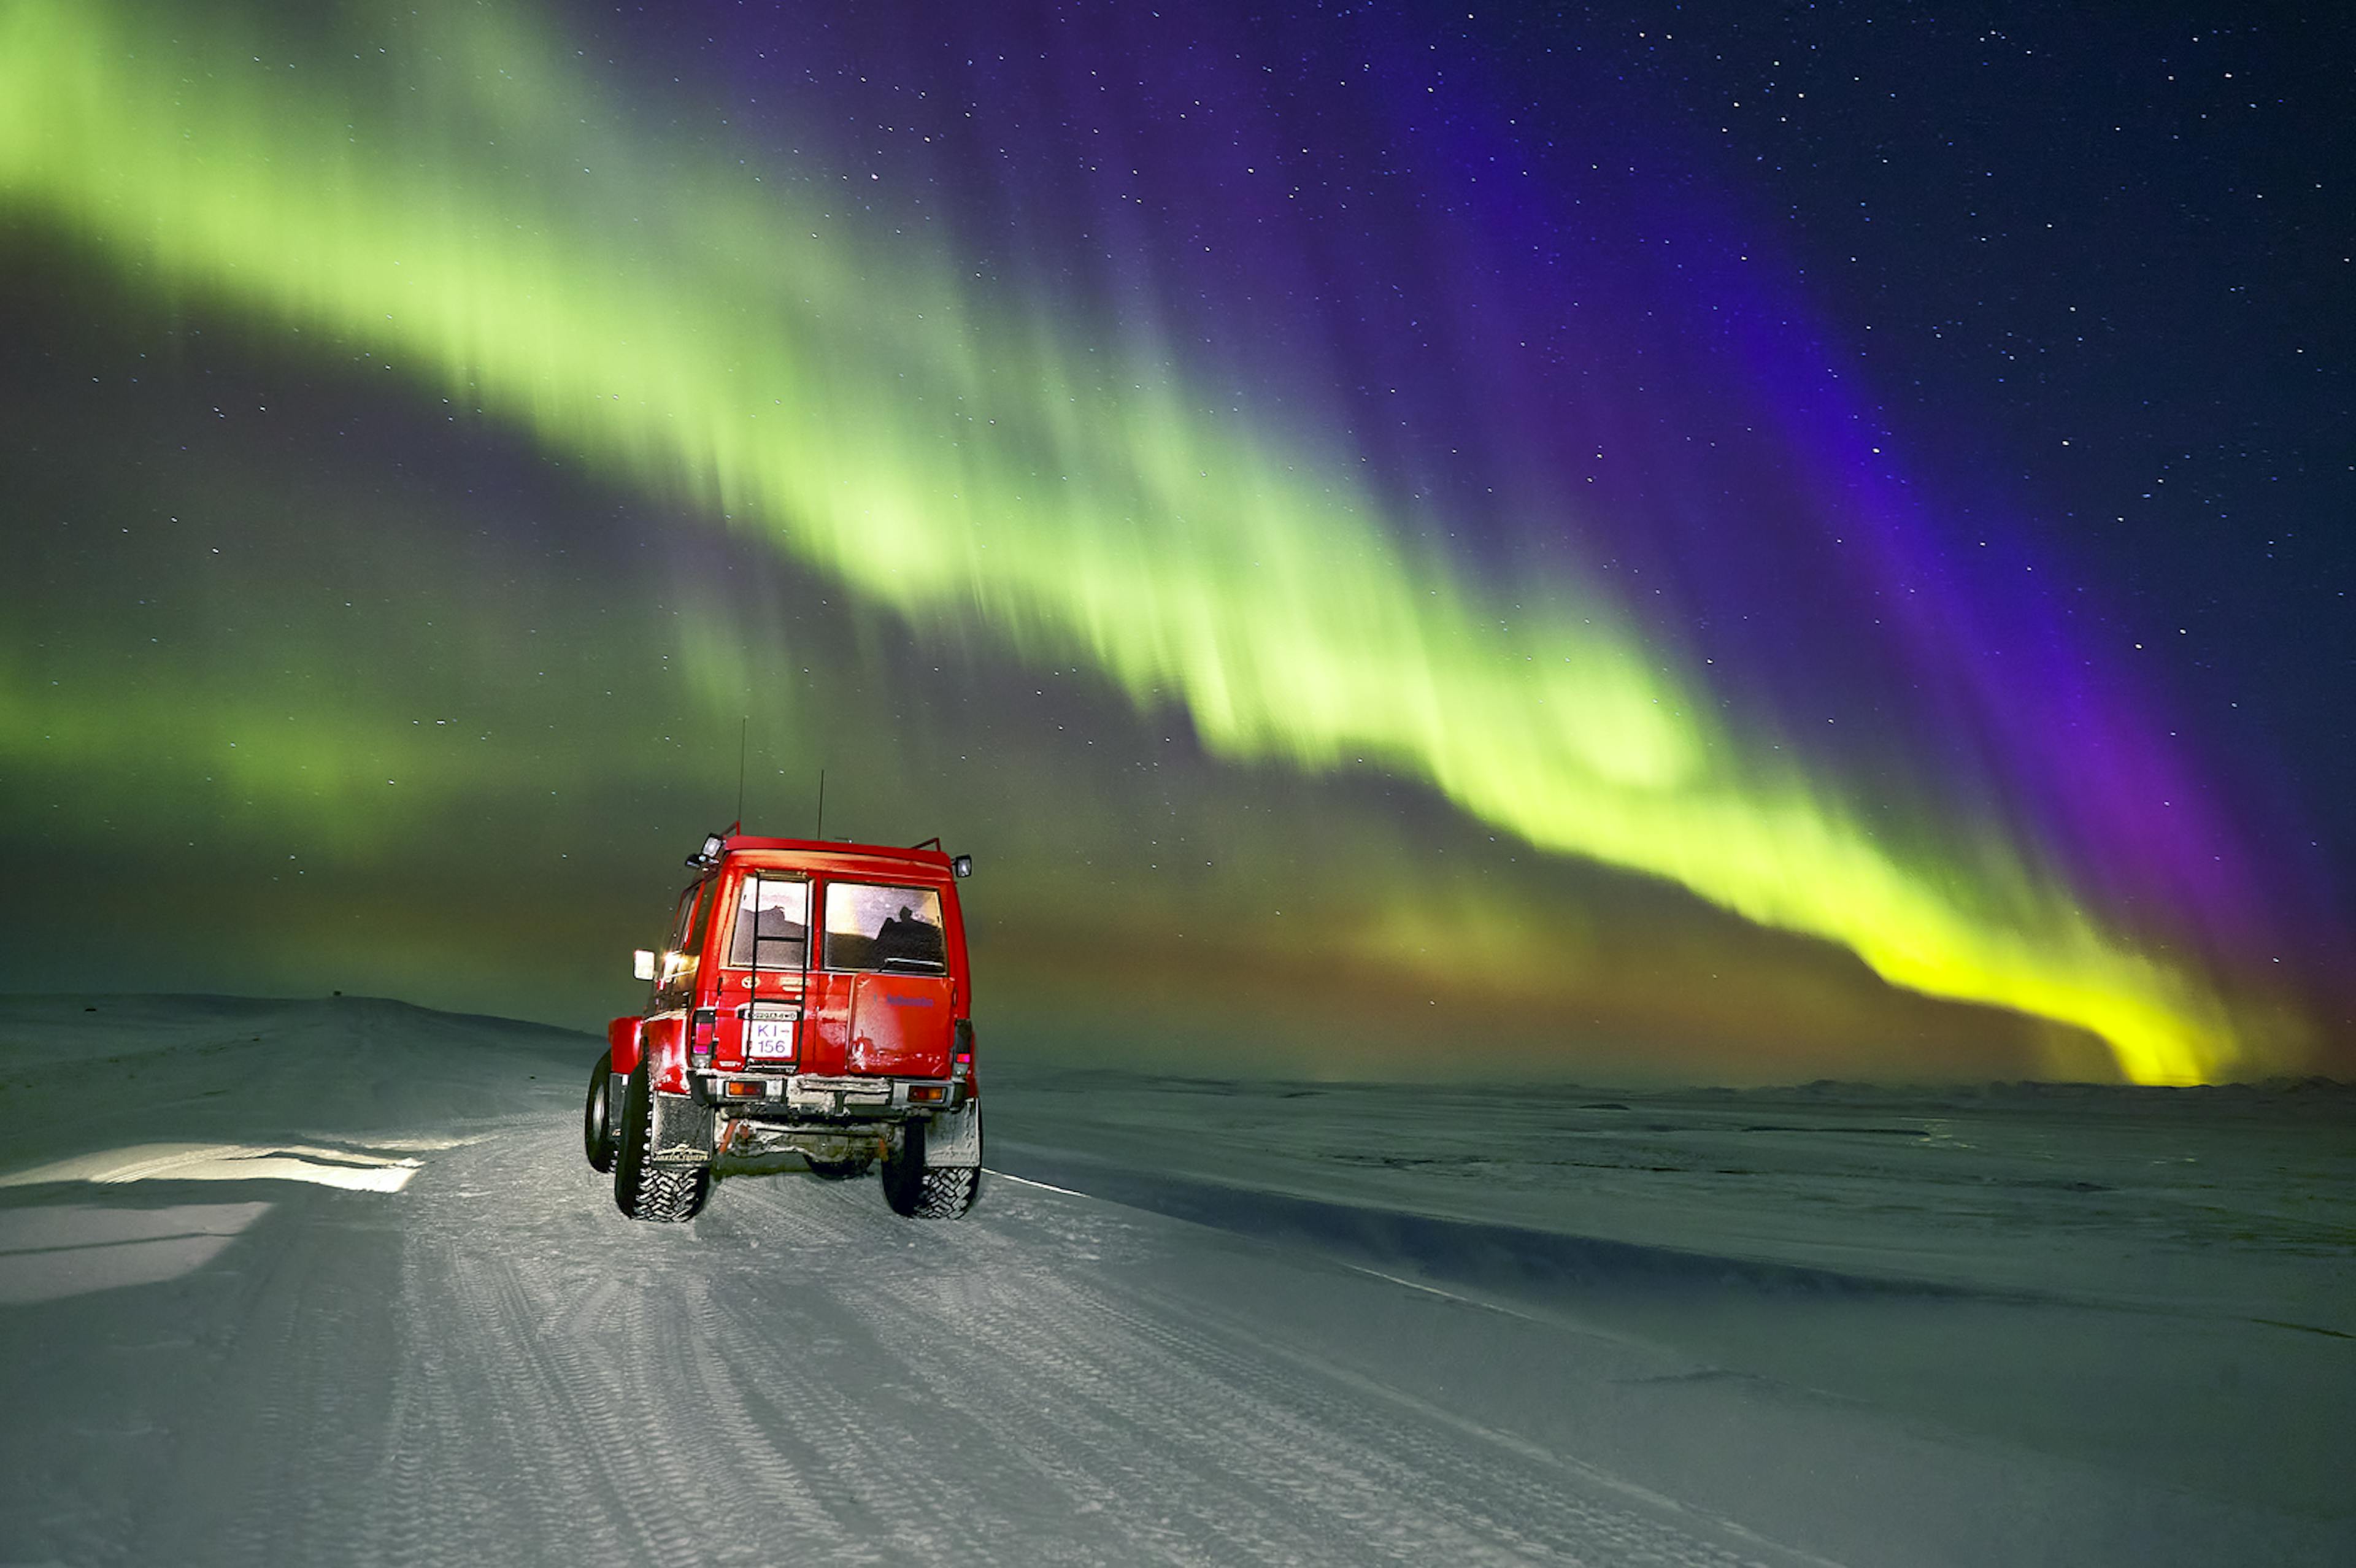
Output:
606 1015 643 1076
802 970 851 1075
847 972 955 1077
642 1015 688 1094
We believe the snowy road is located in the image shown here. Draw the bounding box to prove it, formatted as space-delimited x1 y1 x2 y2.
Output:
3 997 2350 1566
4 1130 1801 1565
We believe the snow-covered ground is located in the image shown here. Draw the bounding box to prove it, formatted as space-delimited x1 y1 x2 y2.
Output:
1 996 2348 1566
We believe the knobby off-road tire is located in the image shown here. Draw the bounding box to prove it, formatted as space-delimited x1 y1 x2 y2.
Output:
612 1055 710 1223
583 1050 618 1174
804 1155 873 1182
880 1117 982 1220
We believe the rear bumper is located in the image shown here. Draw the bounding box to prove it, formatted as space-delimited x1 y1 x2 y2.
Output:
645 1075 977 1169
690 1070 969 1121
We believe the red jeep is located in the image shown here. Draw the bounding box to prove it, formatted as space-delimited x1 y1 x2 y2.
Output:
584 829 982 1223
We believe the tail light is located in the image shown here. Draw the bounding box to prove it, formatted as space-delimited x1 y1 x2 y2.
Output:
690 1008 717 1067
954 1018 977 1092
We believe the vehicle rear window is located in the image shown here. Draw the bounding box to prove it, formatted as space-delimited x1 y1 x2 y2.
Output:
823 883 947 974
727 875 810 969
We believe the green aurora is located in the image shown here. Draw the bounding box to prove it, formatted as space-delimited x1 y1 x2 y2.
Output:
0 0 2306 1082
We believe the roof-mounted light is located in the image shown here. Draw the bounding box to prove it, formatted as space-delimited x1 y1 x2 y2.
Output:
952 854 973 878
686 830 726 869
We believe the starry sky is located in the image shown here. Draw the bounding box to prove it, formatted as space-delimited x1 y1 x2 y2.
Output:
2 0 2349 1084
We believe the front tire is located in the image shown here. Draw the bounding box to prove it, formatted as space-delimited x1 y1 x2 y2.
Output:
804 1154 873 1182
881 1117 982 1220
612 1055 710 1223
583 1050 617 1174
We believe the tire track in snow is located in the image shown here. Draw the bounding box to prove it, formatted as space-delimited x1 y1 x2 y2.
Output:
687 1172 1227 1563
698 1146 1792 1565
135 1201 414 1566
223 1127 735 1567
123 1110 1812 1565
696 1175 1129 1566
872 1253 1340 1564
877 1250 1561 1563
1083 1275 1768 1566
1163 1292 1845 1568
660 1267 899 1562
413 1245 679 1562
377 1154 803 1566
864 1183 1793 1566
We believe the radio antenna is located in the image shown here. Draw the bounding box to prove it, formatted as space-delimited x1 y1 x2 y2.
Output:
814 768 826 842
733 717 748 831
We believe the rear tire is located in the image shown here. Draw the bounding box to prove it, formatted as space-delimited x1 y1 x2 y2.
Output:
804 1154 873 1182
612 1055 710 1223
881 1118 982 1220
583 1050 617 1174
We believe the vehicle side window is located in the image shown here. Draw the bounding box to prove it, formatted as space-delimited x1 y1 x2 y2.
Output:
822 883 947 974
726 875 810 969
666 885 700 951
676 879 715 956
651 879 715 1002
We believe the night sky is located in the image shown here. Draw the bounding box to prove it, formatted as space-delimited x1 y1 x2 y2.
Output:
2 0 2348 1084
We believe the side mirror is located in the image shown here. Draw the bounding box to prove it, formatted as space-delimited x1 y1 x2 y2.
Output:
952 854 973 878
632 949 656 982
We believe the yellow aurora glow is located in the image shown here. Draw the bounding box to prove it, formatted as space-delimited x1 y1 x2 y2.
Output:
0 0 2249 1080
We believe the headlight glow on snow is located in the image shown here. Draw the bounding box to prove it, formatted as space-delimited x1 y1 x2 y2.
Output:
0 1142 420 1193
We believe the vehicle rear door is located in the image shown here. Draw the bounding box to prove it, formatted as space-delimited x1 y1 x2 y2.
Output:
820 878 955 1078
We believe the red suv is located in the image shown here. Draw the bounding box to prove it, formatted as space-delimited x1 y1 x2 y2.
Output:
585 829 982 1223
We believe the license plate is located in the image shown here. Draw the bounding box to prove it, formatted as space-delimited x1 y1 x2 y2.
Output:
745 1019 797 1060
